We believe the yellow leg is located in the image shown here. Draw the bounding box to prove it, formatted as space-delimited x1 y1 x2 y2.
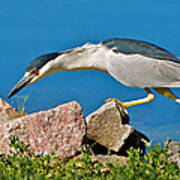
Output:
105 88 155 109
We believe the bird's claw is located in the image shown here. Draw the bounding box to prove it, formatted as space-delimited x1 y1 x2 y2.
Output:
105 98 127 110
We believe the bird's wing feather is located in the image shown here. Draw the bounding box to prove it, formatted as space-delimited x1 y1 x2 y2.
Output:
106 53 180 88
102 38 180 63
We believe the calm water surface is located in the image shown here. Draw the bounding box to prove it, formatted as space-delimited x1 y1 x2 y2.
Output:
0 1 180 143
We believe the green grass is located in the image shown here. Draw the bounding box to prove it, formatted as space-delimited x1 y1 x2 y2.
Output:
17 96 28 117
0 136 179 179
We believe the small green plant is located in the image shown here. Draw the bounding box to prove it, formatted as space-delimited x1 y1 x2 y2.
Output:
17 96 28 116
0 136 179 179
9 135 30 155
106 141 179 180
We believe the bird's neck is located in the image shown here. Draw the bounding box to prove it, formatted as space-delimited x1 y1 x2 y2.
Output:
59 43 109 73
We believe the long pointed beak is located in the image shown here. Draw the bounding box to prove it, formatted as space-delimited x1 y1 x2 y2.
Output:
8 76 32 99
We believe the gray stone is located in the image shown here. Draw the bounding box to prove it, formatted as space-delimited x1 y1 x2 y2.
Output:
91 154 129 166
0 101 86 160
86 102 148 153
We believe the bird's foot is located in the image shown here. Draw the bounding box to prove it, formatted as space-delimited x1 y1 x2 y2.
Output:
105 98 127 110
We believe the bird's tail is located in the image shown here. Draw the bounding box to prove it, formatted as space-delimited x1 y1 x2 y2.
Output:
160 61 180 87
175 99 180 104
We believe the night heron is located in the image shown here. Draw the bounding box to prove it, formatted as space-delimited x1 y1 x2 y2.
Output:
8 38 180 109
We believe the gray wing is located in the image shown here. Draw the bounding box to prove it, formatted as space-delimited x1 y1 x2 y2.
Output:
102 38 180 63
106 54 180 88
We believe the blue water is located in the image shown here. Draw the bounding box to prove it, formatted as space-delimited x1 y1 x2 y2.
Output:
1 0 180 143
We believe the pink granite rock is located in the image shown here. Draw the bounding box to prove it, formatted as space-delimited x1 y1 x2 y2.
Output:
0 101 86 159
0 98 20 122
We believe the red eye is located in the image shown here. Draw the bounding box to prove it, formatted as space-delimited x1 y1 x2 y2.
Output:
33 69 39 75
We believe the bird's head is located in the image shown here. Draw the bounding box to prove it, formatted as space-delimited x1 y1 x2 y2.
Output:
8 44 98 98
8 52 60 99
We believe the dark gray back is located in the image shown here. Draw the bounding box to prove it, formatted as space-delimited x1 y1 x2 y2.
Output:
102 38 180 63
